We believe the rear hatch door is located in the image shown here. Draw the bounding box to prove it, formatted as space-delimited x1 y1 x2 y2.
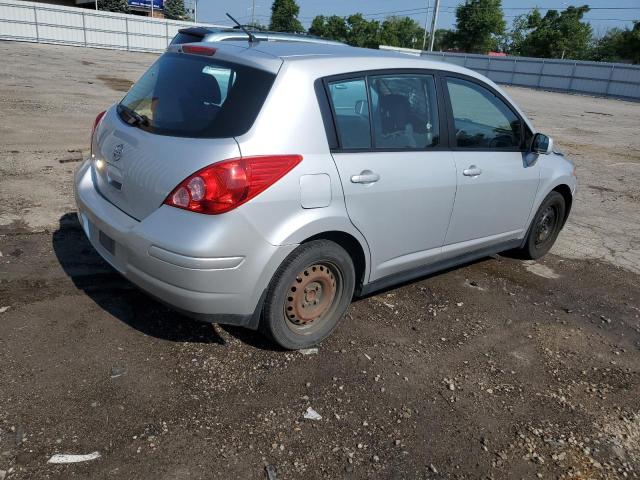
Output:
92 49 279 221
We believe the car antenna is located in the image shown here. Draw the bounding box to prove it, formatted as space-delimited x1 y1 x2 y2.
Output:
226 13 258 44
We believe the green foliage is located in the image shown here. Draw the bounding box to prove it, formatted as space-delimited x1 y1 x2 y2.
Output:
518 6 592 59
592 22 640 64
163 0 186 20
269 0 304 33
455 0 506 53
307 4 638 62
380 16 425 50
97 0 129 14
592 28 627 62
345 14 381 48
624 22 640 64
309 15 349 43
309 14 380 48
504 12 529 54
433 29 457 51
310 14 425 49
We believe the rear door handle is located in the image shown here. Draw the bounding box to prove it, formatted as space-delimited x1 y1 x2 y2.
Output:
351 170 380 184
463 165 482 177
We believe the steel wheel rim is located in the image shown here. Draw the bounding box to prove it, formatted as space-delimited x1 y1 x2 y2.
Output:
535 205 558 246
284 262 341 334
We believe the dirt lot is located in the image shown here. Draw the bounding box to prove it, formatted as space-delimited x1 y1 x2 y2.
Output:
0 41 639 479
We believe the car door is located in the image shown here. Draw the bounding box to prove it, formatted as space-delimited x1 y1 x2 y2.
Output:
326 73 457 282
442 76 540 253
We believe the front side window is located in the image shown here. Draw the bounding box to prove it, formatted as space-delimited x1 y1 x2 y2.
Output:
446 77 522 149
369 75 439 149
327 78 371 149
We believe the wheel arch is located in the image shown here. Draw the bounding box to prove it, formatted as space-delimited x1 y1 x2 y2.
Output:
301 231 369 294
552 183 573 226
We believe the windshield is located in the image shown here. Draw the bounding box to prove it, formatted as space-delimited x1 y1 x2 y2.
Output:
118 53 276 138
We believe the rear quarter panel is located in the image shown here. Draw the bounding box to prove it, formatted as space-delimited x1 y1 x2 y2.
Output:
234 61 371 275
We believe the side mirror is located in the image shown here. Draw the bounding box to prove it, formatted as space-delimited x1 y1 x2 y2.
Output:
532 133 554 154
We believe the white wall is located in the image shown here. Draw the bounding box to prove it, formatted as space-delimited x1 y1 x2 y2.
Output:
0 0 227 52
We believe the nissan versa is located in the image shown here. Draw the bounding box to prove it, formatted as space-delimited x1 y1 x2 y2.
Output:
75 40 577 349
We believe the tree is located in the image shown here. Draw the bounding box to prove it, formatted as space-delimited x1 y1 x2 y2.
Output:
592 22 640 64
455 0 506 53
380 16 425 49
309 15 349 43
592 28 627 62
309 14 380 48
519 6 592 59
621 21 640 64
345 14 380 48
97 0 129 14
503 12 528 54
269 0 304 33
433 28 457 51
164 0 186 20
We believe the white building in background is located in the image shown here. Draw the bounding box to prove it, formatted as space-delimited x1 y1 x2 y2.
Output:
29 0 199 19
183 0 196 21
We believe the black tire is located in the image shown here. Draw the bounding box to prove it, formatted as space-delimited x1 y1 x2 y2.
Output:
260 240 355 350
518 191 566 260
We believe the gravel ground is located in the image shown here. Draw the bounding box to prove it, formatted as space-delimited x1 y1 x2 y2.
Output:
0 41 639 479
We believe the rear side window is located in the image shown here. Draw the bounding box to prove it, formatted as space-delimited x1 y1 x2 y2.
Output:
118 53 276 138
446 77 522 149
327 73 440 150
327 78 371 149
369 74 439 149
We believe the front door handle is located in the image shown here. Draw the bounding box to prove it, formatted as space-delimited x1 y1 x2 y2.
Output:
463 165 482 177
351 170 380 184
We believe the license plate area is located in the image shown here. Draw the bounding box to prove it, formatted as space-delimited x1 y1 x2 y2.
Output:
99 230 116 256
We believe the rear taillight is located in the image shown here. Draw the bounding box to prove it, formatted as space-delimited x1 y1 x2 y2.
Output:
91 110 106 153
164 155 302 215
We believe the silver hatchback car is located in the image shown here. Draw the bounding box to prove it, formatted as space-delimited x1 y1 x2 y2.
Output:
75 41 577 349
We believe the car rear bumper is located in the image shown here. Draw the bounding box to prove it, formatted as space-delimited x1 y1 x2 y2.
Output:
74 159 296 328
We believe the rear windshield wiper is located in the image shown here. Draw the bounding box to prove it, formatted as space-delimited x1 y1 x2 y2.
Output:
226 13 258 43
118 104 150 127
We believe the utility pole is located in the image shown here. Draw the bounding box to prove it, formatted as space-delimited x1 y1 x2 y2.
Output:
150 0 154 18
428 0 440 51
421 0 430 51
194 0 198 22
251 0 256 26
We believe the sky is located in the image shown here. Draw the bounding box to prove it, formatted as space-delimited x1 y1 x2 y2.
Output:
197 0 640 38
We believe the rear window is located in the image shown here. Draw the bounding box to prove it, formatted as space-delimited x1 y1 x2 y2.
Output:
118 53 276 138
170 31 204 45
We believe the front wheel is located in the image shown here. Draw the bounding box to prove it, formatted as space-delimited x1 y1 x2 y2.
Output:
518 191 566 260
261 240 356 350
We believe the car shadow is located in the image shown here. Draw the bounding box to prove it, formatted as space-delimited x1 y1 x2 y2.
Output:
52 212 277 350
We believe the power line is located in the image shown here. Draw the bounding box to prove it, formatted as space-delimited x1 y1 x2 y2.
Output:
249 4 639 25
325 5 639 21
357 5 640 18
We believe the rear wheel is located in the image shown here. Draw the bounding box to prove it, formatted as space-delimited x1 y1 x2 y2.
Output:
518 191 566 260
261 240 355 350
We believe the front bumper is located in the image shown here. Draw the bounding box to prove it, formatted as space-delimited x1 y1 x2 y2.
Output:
74 159 296 328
